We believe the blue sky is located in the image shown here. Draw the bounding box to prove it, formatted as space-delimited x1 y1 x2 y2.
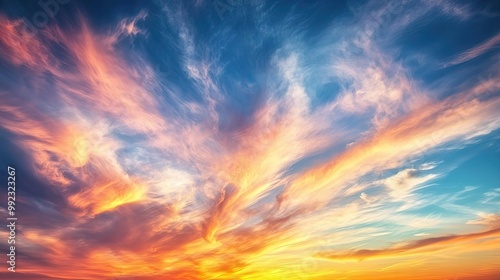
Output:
0 0 499 279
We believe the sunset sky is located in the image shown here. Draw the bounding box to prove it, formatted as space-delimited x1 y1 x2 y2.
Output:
0 0 499 279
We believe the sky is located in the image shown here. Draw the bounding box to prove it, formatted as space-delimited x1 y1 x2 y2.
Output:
0 0 499 279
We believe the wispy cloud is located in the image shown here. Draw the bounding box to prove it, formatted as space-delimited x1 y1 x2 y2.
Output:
444 32 500 67
317 227 500 261
0 1 499 279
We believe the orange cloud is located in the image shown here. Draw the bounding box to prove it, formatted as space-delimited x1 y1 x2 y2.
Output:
0 4 499 280
316 227 500 261
0 16 51 67
282 84 500 209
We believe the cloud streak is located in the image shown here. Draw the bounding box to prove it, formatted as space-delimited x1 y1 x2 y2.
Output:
317 227 500 261
0 1 499 279
444 32 500 67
